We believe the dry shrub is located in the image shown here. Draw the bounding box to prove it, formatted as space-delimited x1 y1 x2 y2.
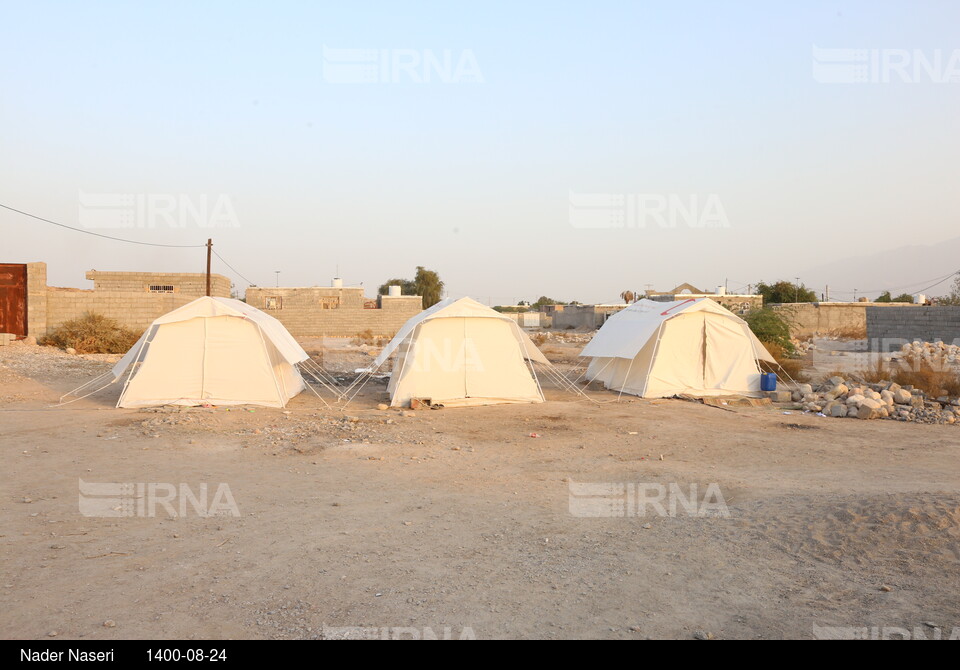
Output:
824 326 867 340
352 329 377 346
760 342 811 383
531 332 548 346
892 354 960 397
39 312 140 354
856 357 893 384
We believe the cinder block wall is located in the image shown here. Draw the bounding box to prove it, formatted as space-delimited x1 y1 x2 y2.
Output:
23 263 233 336
866 306 960 351
772 302 923 338
46 290 200 332
245 288 423 337
26 262 48 337
246 286 367 310
86 271 230 297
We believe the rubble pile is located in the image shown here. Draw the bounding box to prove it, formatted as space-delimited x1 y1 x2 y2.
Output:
788 376 959 424
536 331 594 344
893 341 960 368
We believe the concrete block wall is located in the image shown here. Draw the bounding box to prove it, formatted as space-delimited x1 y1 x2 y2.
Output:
45 289 199 333
866 306 960 351
772 302 923 338
648 294 763 315
26 262 48 337
246 286 367 311
86 270 231 297
245 287 423 337
553 305 627 330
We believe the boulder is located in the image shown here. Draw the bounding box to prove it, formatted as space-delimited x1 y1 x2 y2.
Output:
764 390 793 403
826 401 846 418
893 389 912 405
825 384 849 400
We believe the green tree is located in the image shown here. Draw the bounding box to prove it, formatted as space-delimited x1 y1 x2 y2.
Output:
755 280 817 304
531 296 560 308
414 266 444 308
876 291 914 303
744 308 794 353
377 278 417 296
937 276 960 306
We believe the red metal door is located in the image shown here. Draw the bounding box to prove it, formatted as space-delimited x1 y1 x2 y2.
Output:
0 264 28 337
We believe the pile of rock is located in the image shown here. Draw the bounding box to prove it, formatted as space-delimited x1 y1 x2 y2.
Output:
791 339 816 356
894 341 960 368
539 331 594 344
786 377 958 424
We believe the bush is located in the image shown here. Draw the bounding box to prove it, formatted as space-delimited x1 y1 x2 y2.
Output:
856 357 893 384
892 354 960 397
755 281 817 304
39 312 141 354
744 308 794 353
351 329 379 346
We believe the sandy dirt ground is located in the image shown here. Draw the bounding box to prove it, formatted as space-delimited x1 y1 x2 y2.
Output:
1 340 959 640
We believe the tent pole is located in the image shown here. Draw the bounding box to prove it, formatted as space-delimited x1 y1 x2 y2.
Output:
117 327 152 408
641 323 667 398
255 323 287 408
511 320 545 401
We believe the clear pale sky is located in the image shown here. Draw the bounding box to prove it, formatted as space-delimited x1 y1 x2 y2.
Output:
2 1 958 303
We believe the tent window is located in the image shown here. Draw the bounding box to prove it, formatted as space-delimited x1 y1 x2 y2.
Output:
148 285 175 293
265 296 282 310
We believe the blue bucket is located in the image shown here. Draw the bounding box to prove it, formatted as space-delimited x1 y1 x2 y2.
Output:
760 373 777 392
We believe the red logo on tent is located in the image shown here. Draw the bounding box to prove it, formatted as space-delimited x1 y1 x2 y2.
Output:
660 299 697 316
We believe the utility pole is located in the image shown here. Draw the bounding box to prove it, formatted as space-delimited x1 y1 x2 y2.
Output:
825 285 830 302
795 277 800 303
205 239 212 296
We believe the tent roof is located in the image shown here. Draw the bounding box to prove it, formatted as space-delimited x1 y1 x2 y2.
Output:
111 297 308 380
580 298 775 363
372 297 550 368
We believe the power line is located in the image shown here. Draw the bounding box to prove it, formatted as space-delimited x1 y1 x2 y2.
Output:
813 270 960 297
911 270 960 296
212 249 256 287
0 202 206 248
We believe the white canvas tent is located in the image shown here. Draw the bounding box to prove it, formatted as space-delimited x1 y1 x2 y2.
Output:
580 298 775 398
371 297 550 408
111 297 308 408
